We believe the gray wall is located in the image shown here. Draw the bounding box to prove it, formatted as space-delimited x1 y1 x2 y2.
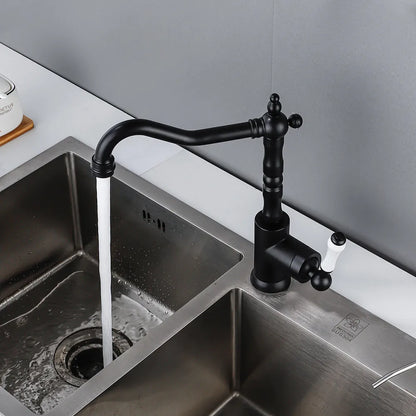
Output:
1 0 416 275
273 0 416 274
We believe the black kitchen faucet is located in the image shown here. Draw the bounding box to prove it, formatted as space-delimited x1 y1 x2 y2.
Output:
92 93 345 293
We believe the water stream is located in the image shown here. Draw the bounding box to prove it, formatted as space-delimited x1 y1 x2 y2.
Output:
96 177 113 367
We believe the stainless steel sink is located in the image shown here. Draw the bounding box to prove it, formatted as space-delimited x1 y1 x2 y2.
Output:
1 138 416 416
77 289 416 416
0 138 246 415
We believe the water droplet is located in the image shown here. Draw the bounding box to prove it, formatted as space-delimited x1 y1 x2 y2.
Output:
16 316 28 327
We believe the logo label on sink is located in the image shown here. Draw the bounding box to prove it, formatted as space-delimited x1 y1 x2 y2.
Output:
332 313 369 341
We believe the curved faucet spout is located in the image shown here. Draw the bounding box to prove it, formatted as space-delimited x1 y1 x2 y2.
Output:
92 118 263 178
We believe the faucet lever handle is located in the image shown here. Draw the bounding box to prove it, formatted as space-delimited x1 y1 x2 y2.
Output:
321 232 347 273
309 232 346 291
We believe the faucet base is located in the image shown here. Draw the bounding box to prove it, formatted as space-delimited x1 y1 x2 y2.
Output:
250 270 291 293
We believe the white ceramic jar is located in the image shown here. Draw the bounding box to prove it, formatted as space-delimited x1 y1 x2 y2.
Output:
0 74 23 137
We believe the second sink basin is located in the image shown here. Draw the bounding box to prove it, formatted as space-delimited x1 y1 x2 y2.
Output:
78 289 415 416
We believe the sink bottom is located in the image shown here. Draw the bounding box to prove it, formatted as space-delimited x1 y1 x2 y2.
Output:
0 253 170 414
214 394 269 416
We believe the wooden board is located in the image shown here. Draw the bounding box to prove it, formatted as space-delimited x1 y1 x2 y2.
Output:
0 116 34 146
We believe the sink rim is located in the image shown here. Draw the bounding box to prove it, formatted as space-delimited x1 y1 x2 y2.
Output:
1 137 416 416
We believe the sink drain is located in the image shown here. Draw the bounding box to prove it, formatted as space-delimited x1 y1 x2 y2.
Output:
54 327 132 387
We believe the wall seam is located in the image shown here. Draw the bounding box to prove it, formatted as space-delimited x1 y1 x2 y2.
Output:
271 0 277 92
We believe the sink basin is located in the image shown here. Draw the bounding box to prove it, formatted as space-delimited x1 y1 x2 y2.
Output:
0 138 245 415
1 138 416 416
77 289 416 416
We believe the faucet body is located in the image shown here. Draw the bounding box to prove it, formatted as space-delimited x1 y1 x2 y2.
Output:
92 94 332 293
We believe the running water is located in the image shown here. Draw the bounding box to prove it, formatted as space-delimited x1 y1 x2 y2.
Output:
0 269 166 414
96 177 113 367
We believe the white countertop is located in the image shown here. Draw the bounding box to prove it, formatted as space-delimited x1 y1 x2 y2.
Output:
1 43 415 339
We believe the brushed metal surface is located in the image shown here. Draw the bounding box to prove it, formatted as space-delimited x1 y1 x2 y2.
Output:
373 361 416 389
0 155 75 302
0 150 241 310
79 290 416 416
0 138 415 415
0 138 246 415
213 395 268 416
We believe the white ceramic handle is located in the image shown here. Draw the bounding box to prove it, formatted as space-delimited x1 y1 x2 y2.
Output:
321 232 346 273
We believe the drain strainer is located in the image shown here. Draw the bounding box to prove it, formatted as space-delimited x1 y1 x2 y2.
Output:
54 327 132 387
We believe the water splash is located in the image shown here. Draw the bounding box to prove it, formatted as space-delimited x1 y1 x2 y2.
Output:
0 270 166 414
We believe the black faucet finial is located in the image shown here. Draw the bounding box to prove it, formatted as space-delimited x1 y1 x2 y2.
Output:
261 93 303 141
267 93 282 115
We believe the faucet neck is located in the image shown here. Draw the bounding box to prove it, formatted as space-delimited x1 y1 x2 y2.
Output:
92 95 301 193
257 93 303 224
91 118 264 178
262 135 285 224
